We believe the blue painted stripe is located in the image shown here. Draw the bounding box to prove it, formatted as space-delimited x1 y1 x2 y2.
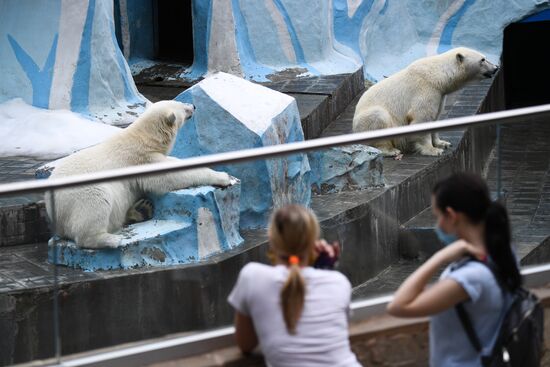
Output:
272 0 306 64
521 8 550 23
230 0 257 62
109 12 139 104
333 0 375 52
71 0 96 114
268 0 321 75
41 34 58 107
7 34 58 108
437 0 476 54
187 0 212 78
379 0 389 15
230 0 274 80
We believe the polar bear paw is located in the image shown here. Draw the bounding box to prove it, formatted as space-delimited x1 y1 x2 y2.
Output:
212 172 240 188
126 198 154 224
418 146 445 156
379 147 402 157
434 139 452 149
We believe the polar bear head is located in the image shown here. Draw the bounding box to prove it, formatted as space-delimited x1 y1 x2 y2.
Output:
129 100 195 153
452 47 499 80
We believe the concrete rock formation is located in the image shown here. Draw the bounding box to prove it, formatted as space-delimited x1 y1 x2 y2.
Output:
172 72 311 228
48 183 243 271
309 145 384 195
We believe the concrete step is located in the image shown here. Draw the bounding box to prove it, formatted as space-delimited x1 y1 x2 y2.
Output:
262 67 365 140
398 206 440 261
352 259 425 299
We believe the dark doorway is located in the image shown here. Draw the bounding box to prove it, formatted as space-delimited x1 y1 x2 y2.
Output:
503 20 550 108
154 0 194 64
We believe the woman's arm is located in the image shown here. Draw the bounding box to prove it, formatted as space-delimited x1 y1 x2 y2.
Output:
234 312 258 353
387 240 485 317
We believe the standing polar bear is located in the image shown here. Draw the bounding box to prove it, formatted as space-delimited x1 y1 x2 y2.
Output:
353 47 499 156
46 100 236 249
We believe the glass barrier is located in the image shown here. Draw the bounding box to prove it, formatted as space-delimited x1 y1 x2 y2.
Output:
0 191 58 365
1 93 549 366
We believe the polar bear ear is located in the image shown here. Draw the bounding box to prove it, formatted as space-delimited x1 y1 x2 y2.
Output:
456 53 465 63
165 112 177 126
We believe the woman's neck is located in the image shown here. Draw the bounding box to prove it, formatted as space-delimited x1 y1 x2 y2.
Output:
458 223 486 255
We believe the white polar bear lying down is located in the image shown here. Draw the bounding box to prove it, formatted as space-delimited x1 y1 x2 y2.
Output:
352 47 499 156
45 100 236 249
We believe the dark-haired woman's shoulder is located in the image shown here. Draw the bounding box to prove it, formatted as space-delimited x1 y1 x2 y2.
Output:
446 259 498 303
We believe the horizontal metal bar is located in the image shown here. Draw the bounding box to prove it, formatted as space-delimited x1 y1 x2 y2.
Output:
57 327 235 367
350 295 394 322
28 262 550 367
1 103 550 197
521 263 550 288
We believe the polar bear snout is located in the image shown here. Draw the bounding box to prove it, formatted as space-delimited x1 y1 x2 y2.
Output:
480 59 499 78
182 103 195 120
483 65 499 78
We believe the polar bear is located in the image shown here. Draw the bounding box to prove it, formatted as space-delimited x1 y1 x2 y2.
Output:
352 47 499 156
45 100 236 249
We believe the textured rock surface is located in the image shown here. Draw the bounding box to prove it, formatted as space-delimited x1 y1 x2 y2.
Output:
48 183 243 271
172 72 311 228
309 144 384 195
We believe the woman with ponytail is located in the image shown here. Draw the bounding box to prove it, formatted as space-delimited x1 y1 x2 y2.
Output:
388 172 521 366
228 204 361 366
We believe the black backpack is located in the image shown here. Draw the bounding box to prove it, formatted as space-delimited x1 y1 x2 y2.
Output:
453 260 544 367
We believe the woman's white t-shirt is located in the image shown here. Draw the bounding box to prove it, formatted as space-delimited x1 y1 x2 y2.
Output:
228 262 361 367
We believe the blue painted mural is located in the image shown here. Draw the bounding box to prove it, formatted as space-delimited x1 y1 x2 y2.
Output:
119 0 550 82
0 0 147 125
2 0 550 119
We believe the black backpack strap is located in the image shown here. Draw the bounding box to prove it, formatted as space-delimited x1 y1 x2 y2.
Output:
455 303 482 352
451 258 484 353
452 257 510 365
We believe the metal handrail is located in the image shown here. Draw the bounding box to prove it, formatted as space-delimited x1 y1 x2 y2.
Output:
34 263 550 367
1 103 550 197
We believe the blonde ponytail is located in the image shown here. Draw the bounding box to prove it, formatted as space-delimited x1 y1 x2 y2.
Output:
269 205 319 334
280 262 306 334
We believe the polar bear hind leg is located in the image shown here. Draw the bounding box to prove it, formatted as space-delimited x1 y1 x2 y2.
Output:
68 199 124 249
125 198 154 224
353 107 401 157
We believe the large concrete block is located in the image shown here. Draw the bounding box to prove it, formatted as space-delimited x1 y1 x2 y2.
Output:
48 183 243 271
309 145 384 195
172 72 311 228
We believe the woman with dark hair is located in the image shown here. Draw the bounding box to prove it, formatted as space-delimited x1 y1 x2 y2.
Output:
228 204 361 366
387 172 521 366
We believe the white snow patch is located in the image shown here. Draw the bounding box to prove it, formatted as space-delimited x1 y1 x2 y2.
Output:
0 98 121 158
